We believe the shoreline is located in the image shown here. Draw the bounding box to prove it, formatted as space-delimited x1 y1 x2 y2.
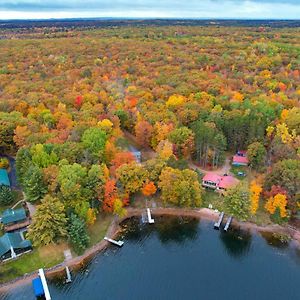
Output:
0 207 299 293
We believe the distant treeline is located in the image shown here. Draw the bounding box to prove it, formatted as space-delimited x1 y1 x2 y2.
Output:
1 19 300 30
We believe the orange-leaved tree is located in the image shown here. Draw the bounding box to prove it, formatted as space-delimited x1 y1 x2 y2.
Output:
103 179 117 213
142 181 157 197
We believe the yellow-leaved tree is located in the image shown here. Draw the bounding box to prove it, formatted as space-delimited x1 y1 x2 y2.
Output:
265 193 288 218
250 181 262 215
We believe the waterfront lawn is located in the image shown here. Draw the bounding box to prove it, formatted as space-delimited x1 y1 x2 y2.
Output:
88 213 113 246
0 244 66 284
202 190 225 212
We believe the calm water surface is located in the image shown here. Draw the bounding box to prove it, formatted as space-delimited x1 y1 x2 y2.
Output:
1 216 300 300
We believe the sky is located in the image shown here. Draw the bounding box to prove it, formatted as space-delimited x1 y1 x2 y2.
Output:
0 0 299 20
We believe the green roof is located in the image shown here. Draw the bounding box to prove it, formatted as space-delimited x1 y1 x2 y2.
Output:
1 208 27 225
0 232 32 257
0 168 10 186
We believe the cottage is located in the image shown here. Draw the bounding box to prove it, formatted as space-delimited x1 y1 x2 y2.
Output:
0 231 32 261
232 150 249 166
217 175 239 191
202 173 222 189
202 173 239 192
0 168 10 186
0 208 30 232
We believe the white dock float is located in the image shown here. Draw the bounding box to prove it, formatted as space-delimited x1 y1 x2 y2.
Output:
224 216 233 232
147 208 155 224
65 266 72 283
214 212 224 230
104 237 124 247
38 268 51 300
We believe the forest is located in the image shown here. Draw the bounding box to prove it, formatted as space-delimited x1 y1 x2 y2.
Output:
0 24 299 255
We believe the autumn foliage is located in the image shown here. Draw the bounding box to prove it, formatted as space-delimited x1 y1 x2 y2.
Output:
142 181 157 197
265 193 288 218
250 181 262 215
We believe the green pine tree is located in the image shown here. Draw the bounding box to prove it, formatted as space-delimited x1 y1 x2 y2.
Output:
0 185 15 205
68 213 90 254
23 165 47 202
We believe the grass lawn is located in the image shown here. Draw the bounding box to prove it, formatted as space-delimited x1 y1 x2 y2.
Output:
202 190 225 212
0 243 66 284
230 165 249 180
88 213 113 246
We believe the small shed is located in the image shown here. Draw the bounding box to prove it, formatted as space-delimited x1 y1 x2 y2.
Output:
0 169 10 186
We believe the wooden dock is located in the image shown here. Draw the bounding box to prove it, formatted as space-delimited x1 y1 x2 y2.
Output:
38 268 51 300
65 266 72 283
224 216 233 232
147 208 155 224
214 212 224 230
104 237 124 247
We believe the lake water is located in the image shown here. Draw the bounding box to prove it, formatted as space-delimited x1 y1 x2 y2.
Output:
1 216 300 300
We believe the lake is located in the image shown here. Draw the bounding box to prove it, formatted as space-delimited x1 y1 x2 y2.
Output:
1 216 300 300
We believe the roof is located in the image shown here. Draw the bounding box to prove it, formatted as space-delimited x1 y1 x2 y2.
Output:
32 278 45 297
1 208 27 225
0 232 32 257
218 175 239 189
202 173 222 183
233 155 249 164
0 168 10 186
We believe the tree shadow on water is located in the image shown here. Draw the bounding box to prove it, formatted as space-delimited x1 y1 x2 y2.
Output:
220 228 252 258
155 216 199 245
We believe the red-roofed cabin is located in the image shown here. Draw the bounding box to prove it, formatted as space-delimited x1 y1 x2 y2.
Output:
202 173 222 189
232 150 249 166
217 175 239 191
202 173 239 192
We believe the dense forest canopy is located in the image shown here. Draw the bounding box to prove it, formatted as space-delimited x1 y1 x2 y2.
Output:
0 24 299 248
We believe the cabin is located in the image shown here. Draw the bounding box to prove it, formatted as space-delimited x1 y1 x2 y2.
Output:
217 175 239 191
232 150 249 166
0 168 10 186
0 208 30 232
202 173 222 189
202 173 239 192
0 231 32 261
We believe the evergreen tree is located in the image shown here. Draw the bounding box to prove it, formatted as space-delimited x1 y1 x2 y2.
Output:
0 185 15 205
68 213 90 254
27 195 67 246
16 147 32 185
23 165 47 202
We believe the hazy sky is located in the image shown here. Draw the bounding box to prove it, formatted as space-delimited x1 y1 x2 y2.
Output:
0 0 299 20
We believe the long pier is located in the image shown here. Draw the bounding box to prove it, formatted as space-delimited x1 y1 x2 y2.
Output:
224 216 233 232
214 212 224 230
104 237 124 247
147 208 155 224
